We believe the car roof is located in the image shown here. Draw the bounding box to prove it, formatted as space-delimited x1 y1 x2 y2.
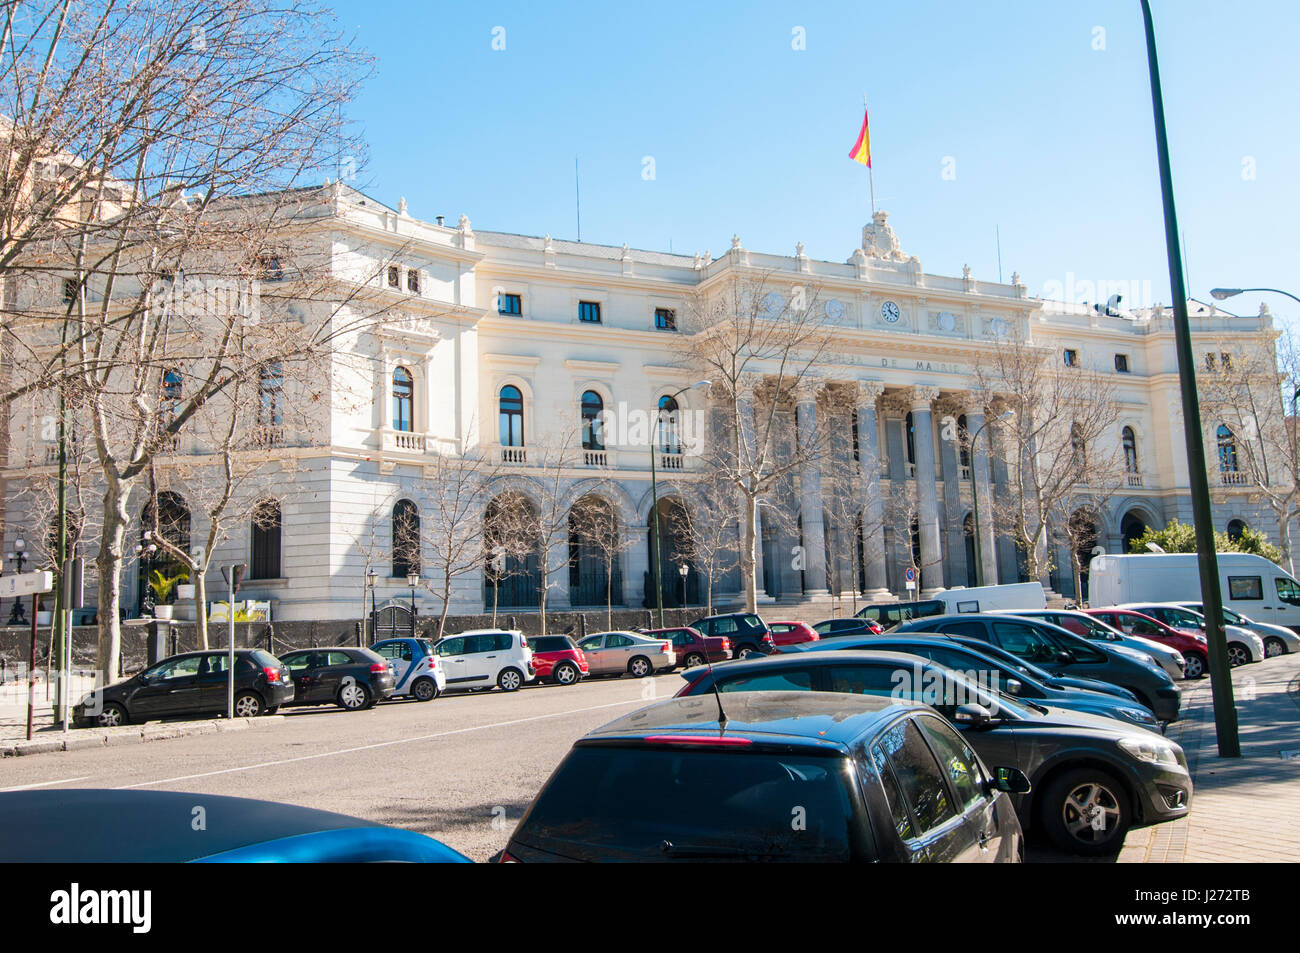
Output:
450 628 521 636
586 690 927 750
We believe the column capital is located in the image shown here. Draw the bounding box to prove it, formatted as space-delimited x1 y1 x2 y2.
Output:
853 379 886 406
910 384 941 411
792 377 824 405
736 372 764 399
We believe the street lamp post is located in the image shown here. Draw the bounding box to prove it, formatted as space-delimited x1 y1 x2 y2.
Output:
5 539 28 625
649 380 710 628
967 412 1011 587
366 570 378 643
1141 0 1238 757
407 572 419 638
678 562 688 609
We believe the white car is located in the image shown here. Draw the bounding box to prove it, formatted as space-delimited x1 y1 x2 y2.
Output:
433 629 536 692
1117 602 1265 664
1008 609 1187 681
1175 602 1300 658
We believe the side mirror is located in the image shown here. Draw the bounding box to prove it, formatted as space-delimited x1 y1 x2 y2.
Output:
992 766 1032 794
1056 650 1074 664
1004 678 1022 696
952 703 992 728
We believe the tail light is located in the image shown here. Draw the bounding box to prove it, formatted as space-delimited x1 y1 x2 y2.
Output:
722 638 731 651
645 734 753 746
498 851 520 863
520 637 528 648
370 662 389 674
762 632 775 645
264 666 281 682
662 641 672 653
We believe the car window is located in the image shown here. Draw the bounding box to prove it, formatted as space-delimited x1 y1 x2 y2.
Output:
464 634 495 654
436 637 464 657
718 670 813 693
868 742 915 841
874 720 956 835
770 624 792 634
813 621 833 635
1226 576 1262 600
825 664 903 697
375 641 412 661
280 652 310 670
1275 577 1300 605
937 621 987 640
915 715 984 812
606 634 633 648
198 654 229 676
153 656 202 680
990 622 1059 663
494 632 514 651
578 636 603 650
714 618 738 634
326 651 353 666
738 616 764 631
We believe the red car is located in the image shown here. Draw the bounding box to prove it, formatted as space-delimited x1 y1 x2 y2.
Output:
1084 608 1209 678
767 621 822 647
643 627 731 669
527 635 589 686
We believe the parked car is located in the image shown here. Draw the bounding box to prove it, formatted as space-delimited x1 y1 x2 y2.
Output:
0 790 470 862
500 690 1027 862
1009 609 1187 681
278 647 395 711
1116 602 1264 665
1083 608 1213 679
433 629 535 692
370 637 447 700
1176 601 1300 657
687 612 775 656
576 630 676 677
676 652 1192 855
73 649 293 727
813 618 882 639
894 614 1182 722
786 634 1161 728
767 620 824 646
854 598 945 629
642 626 731 668
928 582 1048 614
528 635 589 685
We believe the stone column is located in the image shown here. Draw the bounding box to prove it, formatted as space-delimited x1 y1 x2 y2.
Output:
910 386 944 594
794 380 829 595
964 403 999 586
736 375 771 602
855 382 891 600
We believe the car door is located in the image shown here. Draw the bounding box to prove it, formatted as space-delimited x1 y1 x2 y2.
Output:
577 635 607 673
460 634 496 683
869 718 976 862
435 637 470 685
195 653 242 712
374 640 415 690
132 655 203 717
603 633 635 672
914 714 1007 862
281 651 319 702
316 651 355 701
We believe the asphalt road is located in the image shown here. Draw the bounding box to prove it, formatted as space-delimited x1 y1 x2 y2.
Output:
0 673 672 861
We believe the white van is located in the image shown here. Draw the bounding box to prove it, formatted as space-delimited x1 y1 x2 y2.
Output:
930 582 1047 615
1087 552 1300 632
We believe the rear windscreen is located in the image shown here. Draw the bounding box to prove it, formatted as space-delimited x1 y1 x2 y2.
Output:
531 637 567 652
516 745 854 861
249 650 281 668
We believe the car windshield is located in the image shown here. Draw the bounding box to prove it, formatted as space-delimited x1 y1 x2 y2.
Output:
516 744 854 861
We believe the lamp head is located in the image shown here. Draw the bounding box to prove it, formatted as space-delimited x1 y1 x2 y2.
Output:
1210 288 1241 301
14 538 25 551
407 572 419 587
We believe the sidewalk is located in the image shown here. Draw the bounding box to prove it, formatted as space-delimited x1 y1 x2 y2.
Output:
1119 650 1300 862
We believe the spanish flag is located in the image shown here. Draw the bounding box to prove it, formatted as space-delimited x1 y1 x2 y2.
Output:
848 108 871 167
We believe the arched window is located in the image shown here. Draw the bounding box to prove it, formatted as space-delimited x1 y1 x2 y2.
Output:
904 412 916 465
250 500 282 579
499 385 524 447
392 366 414 433
957 414 970 469
657 395 680 454
1217 425 1238 472
1122 426 1138 473
581 390 605 450
1226 519 1248 542
392 499 420 577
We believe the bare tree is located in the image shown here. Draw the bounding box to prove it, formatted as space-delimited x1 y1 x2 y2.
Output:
568 489 631 629
669 471 741 616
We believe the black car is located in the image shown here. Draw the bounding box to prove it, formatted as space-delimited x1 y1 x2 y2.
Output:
893 614 1181 722
854 598 945 629
677 651 1192 855
502 690 1027 862
813 618 878 638
73 649 293 727
688 612 775 656
278 647 395 711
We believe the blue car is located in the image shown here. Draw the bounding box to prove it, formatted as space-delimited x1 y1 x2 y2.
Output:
370 637 447 701
0 790 471 862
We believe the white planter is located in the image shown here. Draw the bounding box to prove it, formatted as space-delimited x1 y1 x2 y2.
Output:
176 584 196 600
153 605 174 620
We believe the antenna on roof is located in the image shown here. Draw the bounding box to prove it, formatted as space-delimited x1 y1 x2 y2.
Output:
574 157 582 243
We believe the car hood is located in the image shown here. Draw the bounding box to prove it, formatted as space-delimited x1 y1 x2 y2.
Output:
1005 702 1167 740
1043 675 1135 700
1035 694 1156 727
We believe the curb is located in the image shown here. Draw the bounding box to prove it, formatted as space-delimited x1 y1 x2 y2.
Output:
0 715 284 758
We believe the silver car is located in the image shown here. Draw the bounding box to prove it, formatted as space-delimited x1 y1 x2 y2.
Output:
576 631 676 677
1117 603 1265 664
1176 602 1300 658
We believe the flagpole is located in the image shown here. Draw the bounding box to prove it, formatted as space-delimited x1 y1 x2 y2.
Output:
864 94 875 215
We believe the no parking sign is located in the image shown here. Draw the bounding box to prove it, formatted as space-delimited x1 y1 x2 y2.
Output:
904 566 917 590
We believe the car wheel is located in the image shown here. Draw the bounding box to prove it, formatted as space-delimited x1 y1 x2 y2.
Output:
95 702 128 728
338 681 371 711
265 706 280 716
1040 768 1131 856
1182 652 1206 679
552 662 580 686
1227 644 1251 667
411 677 439 701
627 656 652 678
233 692 263 718
735 643 758 659
497 667 524 692
1264 636 1287 658
683 652 706 669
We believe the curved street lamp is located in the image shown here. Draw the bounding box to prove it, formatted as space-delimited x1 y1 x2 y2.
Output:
1210 287 1300 307
649 379 711 627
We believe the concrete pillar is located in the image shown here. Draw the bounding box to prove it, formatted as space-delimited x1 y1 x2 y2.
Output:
794 381 829 595
910 386 944 594
854 381 891 600
965 406 999 586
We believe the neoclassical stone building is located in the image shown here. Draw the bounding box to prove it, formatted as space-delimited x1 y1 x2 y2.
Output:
0 185 1281 621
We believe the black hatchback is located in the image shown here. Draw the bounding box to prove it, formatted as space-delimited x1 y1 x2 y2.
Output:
278 647 396 711
73 649 294 726
501 691 1027 863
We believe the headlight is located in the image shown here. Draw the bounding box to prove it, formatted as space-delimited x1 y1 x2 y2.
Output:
1118 736 1180 765
1116 707 1157 726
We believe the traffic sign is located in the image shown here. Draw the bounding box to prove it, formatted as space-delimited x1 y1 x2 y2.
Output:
904 567 917 583
0 570 53 599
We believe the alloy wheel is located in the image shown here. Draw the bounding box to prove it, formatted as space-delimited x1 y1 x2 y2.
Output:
1062 781 1123 846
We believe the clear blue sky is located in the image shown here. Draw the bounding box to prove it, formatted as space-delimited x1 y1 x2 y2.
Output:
329 0 1299 320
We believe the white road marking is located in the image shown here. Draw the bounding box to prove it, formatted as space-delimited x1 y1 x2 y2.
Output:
0 776 91 793
115 696 647 790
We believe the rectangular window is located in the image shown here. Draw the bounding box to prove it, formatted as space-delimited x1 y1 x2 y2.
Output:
1274 577 1300 605
498 293 522 315
654 307 676 330
1114 354 1130 373
62 278 78 303
578 300 601 323
955 600 980 614
406 269 420 293
1227 576 1263 600
387 265 400 288
1205 353 1217 371
1063 348 1078 367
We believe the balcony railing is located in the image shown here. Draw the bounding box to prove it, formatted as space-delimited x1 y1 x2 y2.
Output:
583 449 608 468
249 425 286 449
1219 470 1249 487
660 452 685 471
499 445 528 465
959 464 972 481
386 430 426 453
1126 473 1144 487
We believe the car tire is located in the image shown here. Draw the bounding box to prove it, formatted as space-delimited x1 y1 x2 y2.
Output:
683 652 706 669
627 656 652 678
233 692 263 718
411 677 439 701
95 702 128 728
265 706 280 716
1040 767 1131 856
552 662 580 686
735 643 758 659
1264 636 1287 658
497 667 524 692
1182 652 1206 679
338 681 371 711
1227 644 1251 667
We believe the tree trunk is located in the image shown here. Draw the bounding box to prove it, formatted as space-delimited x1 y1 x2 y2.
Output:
194 569 209 650
538 589 548 637
741 493 758 613
95 478 132 685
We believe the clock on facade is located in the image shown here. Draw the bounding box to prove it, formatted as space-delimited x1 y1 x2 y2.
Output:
880 300 901 323
825 298 845 320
